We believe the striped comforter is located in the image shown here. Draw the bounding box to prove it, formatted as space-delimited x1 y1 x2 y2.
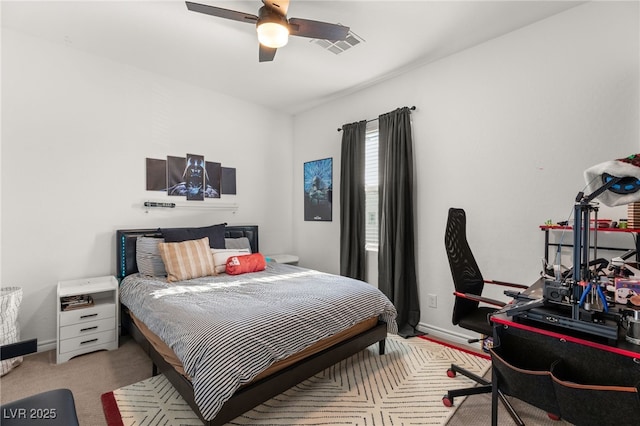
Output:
119 262 397 421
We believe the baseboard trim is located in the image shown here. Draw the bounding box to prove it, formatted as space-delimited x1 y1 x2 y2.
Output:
37 339 57 353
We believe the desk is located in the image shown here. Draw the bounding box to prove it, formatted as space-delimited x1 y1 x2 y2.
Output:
490 282 640 426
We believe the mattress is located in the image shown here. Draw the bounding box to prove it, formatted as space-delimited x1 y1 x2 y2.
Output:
130 311 378 382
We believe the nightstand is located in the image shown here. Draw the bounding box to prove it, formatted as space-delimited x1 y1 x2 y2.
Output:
266 254 299 265
56 276 118 364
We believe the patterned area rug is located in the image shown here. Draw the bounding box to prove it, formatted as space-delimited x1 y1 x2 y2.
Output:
101 335 490 426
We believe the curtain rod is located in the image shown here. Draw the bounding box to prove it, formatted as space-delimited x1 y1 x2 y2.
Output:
337 106 416 132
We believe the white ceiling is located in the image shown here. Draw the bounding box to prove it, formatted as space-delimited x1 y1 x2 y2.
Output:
2 1 583 114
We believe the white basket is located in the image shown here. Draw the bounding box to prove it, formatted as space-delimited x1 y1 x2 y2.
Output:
1 287 24 376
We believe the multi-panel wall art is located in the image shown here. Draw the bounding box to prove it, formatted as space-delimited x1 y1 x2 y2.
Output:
146 154 236 200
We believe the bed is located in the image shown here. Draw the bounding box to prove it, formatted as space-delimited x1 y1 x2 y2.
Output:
116 225 397 426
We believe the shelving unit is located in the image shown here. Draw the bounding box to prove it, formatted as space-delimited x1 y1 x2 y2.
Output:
56 276 118 364
540 225 640 263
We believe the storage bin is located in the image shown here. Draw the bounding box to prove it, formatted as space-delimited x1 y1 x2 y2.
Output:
490 338 561 417
1 287 23 376
551 360 640 426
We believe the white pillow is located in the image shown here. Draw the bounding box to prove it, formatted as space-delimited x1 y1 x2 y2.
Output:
211 248 251 274
225 237 252 252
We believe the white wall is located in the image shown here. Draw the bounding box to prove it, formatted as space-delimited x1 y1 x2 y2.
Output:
293 2 639 342
2 1 638 351
1 29 294 349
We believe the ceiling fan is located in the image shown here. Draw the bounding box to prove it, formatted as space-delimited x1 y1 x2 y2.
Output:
185 1 350 62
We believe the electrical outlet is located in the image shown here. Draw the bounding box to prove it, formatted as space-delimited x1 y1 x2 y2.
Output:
427 293 437 308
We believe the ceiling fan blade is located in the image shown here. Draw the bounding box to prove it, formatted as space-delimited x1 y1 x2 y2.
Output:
185 1 258 24
288 18 349 41
259 45 277 62
262 0 289 16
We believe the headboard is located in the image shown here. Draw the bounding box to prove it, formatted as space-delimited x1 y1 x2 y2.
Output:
116 225 259 280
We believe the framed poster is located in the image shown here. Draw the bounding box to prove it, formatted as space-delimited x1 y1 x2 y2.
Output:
304 158 332 221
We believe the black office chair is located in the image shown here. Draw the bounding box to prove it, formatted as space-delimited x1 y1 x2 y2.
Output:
442 208 528 426
1 340 80 426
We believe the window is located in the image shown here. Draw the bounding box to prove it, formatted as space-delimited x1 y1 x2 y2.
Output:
365 122 379 250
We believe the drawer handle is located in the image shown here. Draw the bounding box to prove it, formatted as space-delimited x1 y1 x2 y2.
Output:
80 313 98 319
80 338 98 345
80 326 98 332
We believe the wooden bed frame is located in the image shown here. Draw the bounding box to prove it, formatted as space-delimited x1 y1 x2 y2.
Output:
116 225 388 426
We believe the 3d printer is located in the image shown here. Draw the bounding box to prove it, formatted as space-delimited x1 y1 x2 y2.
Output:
511 154 640 343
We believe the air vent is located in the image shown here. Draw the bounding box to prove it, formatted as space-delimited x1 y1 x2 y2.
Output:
311 30 364 55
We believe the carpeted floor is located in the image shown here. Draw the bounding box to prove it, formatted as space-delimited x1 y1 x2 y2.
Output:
1 334 572 426
0 335 152 426
102 334 491 426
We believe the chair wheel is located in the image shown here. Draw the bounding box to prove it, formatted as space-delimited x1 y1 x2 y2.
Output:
442 395 454 407
446 368 456 378
547 413 561 421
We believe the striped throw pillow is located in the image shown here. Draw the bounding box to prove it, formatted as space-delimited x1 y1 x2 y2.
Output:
136 236 167 277
158 237 216 282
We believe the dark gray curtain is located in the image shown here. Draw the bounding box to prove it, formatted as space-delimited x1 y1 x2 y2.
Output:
378 107 421 338
339 120 367 280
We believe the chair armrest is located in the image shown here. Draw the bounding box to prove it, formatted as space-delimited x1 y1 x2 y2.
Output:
1 339 37 361
454 291 506 308
484 279 529 290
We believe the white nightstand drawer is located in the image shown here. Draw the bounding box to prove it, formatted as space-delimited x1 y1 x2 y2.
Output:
59 317 115 340
59 303 115 327
58 329 116 354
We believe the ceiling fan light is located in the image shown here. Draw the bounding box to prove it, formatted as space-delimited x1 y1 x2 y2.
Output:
257 22 289 48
